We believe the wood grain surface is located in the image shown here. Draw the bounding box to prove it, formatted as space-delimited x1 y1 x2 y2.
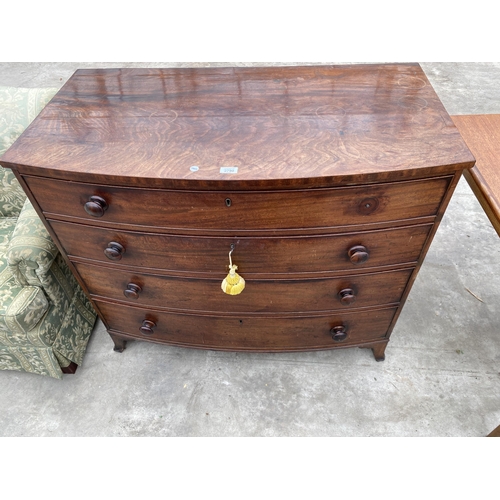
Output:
1 65 474 189
24 174 451 232
0 65 475 359
50 219 432 277
95 300 397 351
451 114 500 235
73 261 413 314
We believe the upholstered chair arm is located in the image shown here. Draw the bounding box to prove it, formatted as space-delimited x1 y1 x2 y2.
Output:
6 198 59 287
0 86 58 217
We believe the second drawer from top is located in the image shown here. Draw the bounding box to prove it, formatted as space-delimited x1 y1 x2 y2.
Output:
52 220 433 277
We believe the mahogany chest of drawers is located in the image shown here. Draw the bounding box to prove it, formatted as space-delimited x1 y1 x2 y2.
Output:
0 64 475 361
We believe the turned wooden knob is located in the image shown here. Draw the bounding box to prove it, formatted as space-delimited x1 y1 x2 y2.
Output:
348 245 369 264
358 197 379 215
339 288 356 305
140 319 156 335
84 195 108 217
124 283 142 300
331 325 348 342
104 241 125 261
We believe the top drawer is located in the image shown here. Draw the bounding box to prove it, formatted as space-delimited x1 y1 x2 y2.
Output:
24 175 451 233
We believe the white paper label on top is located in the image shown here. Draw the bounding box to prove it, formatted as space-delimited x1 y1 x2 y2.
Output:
220 167 238 174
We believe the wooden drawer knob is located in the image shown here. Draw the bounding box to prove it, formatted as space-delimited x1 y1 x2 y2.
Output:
140 319 156 335
358 197 379 215
84 195 108 217
331 325 348 342
348 245 369 264
339 288 356 305
104 241 125 261
124 283 142 300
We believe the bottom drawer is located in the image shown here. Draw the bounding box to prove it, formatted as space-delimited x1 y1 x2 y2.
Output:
96 301 397 351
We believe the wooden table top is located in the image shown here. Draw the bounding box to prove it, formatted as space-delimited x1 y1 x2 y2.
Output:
451 114 500 234
1 64 474 189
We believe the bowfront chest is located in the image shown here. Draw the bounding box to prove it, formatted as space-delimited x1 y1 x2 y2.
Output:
0 64 475 361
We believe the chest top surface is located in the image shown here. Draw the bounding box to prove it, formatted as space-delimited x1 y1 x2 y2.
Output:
1 64 474 189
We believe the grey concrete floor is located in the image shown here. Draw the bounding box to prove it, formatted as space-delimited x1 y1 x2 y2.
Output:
0 62 499 437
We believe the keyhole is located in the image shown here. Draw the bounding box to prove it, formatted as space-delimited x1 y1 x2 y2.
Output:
225 198 232 207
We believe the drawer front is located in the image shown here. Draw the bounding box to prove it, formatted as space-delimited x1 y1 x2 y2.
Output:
96 301 397 351
74 262 413 313
52 221 432 276
26 175 451 231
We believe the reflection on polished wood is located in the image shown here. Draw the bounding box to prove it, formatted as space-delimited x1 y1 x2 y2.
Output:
1 65 475 361
2 65 473 188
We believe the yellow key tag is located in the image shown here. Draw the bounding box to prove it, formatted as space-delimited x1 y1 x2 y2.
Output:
221 246 245 295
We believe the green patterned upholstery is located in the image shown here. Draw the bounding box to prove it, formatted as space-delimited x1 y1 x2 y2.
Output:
0 86 58 217
0 86 98 378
